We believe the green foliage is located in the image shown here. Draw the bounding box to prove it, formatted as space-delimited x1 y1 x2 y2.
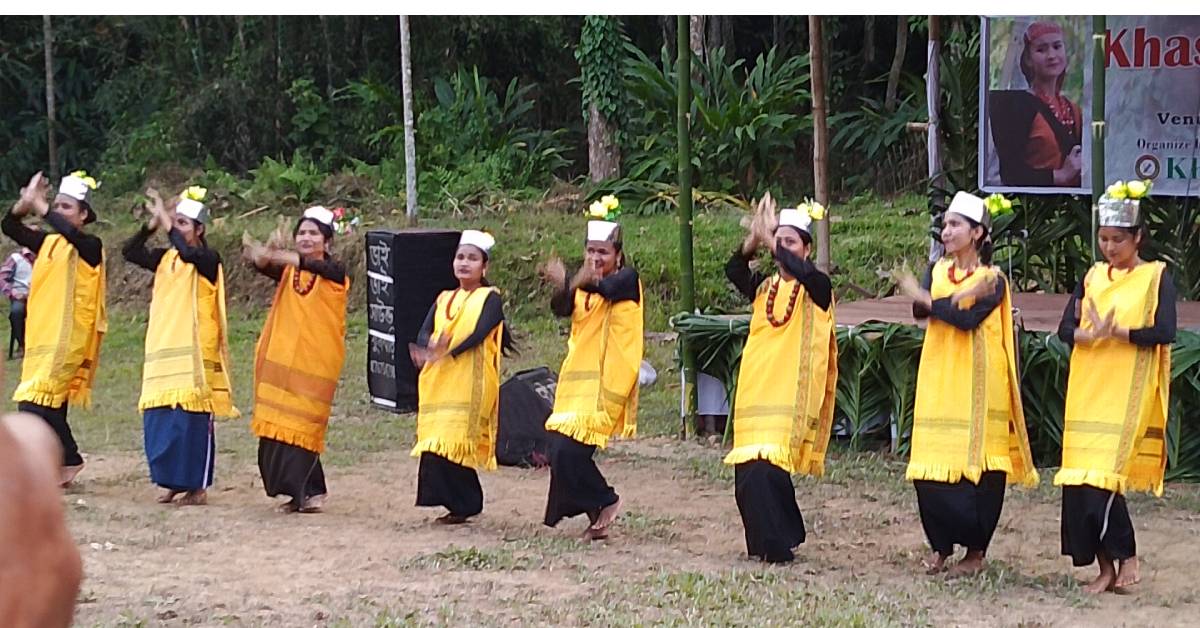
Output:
576 16 627 127
619 44 811 210
286 78 334 162
248 151 325 204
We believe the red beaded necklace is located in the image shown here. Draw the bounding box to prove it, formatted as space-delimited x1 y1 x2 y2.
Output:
1035 91 1077 133
444 287 477 319
292 268 318 295
765 277 800 327
947 265 976 285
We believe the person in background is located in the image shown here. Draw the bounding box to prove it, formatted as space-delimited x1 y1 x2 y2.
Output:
0 233 36 358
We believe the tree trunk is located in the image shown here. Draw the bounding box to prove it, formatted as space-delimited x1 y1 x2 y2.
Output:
399 16 418 223
809 16 830 273
587 103 620 182
885 16 908 111
688 16 705 82
235 16 246 55
659 16 675 57
926 15 944 264
320 15 335 96
863 16 876 65
42 15 57 180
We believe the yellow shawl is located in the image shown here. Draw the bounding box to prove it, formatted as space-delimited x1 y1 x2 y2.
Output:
139 249 238 417
411 287 503 470
250 264 348 454
724 274 838 475
14 234 106 408
906 259 1038 487
1055 262 1170 496
544 281 644 448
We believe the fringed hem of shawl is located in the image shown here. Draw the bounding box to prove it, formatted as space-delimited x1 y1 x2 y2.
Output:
1053 468 1161 496
67 387 93 410
906 456 1038 487
795 456 826 478
410 438 496 471
618 422 637 440
14 382 69 409
545 413 612 449
723 445 796 474
139 390 212 414
251 420 325 455
211 399 241 420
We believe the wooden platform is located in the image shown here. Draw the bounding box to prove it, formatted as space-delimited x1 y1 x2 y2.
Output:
835 293 1200 332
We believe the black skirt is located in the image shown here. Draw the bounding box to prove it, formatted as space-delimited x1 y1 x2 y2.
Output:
734 459 806 563
543 431 619 527
416 452 483 518
19 401 82 466
257 437 327 505
914 470 1006 556
1061 484 1136 566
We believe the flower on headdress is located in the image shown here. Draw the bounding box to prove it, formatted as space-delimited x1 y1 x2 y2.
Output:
69 170 100 190
1106 181 1128 200
1125 179 1151 199
331 206 361 236
985 193 1014 217
797 199 825 221
587 195 622 220
181 185 207 202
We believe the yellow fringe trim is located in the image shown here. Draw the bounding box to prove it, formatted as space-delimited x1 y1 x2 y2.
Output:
723 445 797 474
907 457 1039 487
796 456 826 478
68 387 93 410
619 422 637 440
410 437 494 471
251 419 325 455
545 412 612 449
139 389 212 414
14 381 69 409
1054 468 1127 494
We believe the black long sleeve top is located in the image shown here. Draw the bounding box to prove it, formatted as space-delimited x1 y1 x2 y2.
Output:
724 247 832 311
911 263 1007 332
122 226 221 284
1056 270 1177 348
254 254 347 284
2 209 103 268
416 290 505 358
550 266 641 318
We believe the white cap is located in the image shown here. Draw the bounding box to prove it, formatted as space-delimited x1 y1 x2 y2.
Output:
946 191 987 225
1098 197 1140 228
459 229 495 254
587 220 620 242
777 208 812 234
177 197 209 224
58 175 93 205
302 205 335 228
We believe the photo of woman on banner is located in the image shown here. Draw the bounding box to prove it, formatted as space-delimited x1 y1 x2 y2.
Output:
986 19 1085 189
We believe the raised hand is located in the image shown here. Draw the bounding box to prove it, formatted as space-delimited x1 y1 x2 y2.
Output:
540 256 566 286
15 172 50 218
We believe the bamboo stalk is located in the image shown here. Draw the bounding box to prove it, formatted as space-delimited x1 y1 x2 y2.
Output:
1090 16 1106 264
809 16 831 272
677 15 697 439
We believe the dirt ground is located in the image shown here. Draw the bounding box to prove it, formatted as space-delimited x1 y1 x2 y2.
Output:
67 437 1200 627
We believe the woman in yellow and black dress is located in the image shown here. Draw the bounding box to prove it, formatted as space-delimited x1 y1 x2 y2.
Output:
243 206 349 513
897 192 1039 577
2 171 106 487
123 187 237 506
539 197 643 541
723 195 837 563
410 229 515 524
1055 183 1174 594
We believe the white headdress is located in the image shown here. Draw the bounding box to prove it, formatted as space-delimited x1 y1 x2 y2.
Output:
946 191 988 225
586 195 622 242
177 186 209 224
459 229 496 255
302 205 335 228
58 170 99 206
1097 180 1151 228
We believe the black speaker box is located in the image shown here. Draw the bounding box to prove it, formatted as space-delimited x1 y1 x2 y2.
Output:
366 229 460 413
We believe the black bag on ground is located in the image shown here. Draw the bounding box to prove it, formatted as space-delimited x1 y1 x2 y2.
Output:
496 367 557 467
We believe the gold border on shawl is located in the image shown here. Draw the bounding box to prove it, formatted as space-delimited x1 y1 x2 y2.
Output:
1112 266 1161 475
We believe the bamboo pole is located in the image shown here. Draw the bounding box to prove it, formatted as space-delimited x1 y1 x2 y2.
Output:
43 16 58 180
809 16 830 271
676 15 697 439
1090 16 1106 263
400 16 418 224
926 15 944 263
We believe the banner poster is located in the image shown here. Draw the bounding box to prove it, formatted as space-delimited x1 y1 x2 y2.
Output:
980 16 1200 196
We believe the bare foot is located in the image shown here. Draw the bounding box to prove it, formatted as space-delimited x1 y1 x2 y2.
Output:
176 490 207 506
275 500 299 513
582 526 609 542
436 513 468 525
156 489 181 504
298 493 326 514
1114 556 1141 593
60 463 84 488
592 497 622 531
946 550 986 578
923 551 948 575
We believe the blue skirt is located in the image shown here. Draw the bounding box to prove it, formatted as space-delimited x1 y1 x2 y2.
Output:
143 407 215 491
